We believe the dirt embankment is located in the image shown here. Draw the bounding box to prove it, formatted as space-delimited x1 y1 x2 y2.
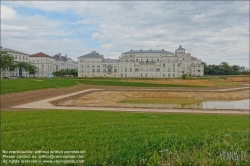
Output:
59 89 250 107
0 84 92 109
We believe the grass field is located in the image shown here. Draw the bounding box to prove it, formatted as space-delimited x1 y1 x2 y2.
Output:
0 78 78 94
2 76 247 95
2 110 249 165
0 78 205 94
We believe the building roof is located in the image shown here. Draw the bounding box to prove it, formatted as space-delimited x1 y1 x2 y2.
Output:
78 51 103 58
176 45 185 50
102 59 119 63
29 52 53 58
1 48 30 55
122 49 173 54
53 54 68 61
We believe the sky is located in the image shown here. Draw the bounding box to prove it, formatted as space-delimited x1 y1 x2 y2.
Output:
1 1 249 67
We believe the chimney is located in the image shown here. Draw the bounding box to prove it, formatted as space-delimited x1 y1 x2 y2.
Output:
130 49 133 51
149 49 152 51
65 54 67 58
140 49 142 52
162 49 164 51
91 51 96 53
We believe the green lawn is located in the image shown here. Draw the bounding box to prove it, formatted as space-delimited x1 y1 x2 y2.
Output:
2 110 249 165
0 78 78 94
77 78 203 88
0 78 204 94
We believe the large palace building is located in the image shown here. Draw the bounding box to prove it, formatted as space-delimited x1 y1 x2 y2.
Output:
78 45 204 78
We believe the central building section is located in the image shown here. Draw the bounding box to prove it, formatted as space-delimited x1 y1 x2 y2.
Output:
78 46 204 78
119 49 176 78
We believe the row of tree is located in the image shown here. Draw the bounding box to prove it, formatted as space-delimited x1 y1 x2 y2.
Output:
202 62 249 75
52 69 78 77
0 51 37 77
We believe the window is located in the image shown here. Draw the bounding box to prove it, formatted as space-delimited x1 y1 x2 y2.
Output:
103 69 106 73
156 68 160 72
136 59 138 62
173 68 175 72
130 68 132 72
173 73 175 77
108 69 112 72
125 68 127 72
114 69 117 73
135 68 139 72
97 69 100 73
42 65 44 68
37 60 39 63
168 68 170 72
92 69 95 73
173 63 175 67
163 73 165 77
163 63 165 67
157 59 159 62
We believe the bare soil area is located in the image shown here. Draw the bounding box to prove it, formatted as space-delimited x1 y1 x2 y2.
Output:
125 76 250 87
59 89 250 107
0 84 94 110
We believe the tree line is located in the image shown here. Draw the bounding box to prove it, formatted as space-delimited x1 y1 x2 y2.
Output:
202 62 250 75
0 51 37 77
52 69 78 77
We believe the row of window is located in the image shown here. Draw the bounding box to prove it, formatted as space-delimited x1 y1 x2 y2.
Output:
120 73 176 77
80 69 117 73
11 54 28 60
79 59 101 63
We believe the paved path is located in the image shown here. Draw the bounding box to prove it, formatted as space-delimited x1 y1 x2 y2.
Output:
13 88 249 115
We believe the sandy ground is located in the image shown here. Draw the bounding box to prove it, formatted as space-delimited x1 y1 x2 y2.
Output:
60 89 250 107
11 87 250 115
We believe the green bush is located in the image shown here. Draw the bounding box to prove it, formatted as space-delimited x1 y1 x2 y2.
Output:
181 74 187 79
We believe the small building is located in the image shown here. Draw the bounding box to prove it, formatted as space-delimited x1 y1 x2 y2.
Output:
53 53 77 71
29 52 56 77
0 47 30 78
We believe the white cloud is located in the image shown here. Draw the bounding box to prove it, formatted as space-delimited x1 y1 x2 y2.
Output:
1 5 16 19
1 1 249 67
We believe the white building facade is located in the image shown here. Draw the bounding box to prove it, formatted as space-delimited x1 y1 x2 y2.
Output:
0 47 30 78
53 53 77 71
29 52 56 77
78 45 204 78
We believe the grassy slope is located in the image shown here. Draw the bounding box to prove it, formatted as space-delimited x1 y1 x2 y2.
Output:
2 111 249 165
0 78 204 95
77 79 204 88
0 78 78 94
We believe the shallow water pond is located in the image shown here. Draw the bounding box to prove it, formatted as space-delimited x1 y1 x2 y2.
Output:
119 99 249 110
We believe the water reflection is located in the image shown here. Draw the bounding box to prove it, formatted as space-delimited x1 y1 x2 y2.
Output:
119 99 250 110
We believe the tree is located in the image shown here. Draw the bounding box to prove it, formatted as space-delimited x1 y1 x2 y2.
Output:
0 51 14 71
52 69 77 77
16 62 37 77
